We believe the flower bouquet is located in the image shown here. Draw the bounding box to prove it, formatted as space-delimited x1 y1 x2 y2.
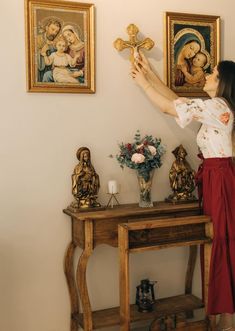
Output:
115 131 166 207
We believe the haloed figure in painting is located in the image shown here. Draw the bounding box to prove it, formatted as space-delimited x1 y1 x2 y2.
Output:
62 24 85 84
131 53 235 331
174 31 210 88
175 40 200 86
37 18 62 82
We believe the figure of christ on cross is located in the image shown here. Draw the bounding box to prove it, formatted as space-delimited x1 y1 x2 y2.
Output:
114 24 155 63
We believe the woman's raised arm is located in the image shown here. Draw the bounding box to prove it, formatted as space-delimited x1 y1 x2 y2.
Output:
131 60 178 117
137 52 178 100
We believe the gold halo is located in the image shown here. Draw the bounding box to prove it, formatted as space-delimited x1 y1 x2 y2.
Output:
39 16 63 30
76 147 90 161
200 50 211 70
63 22 83 41
174 28 205 48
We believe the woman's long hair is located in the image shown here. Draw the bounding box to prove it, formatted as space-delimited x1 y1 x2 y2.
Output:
216 60 235 155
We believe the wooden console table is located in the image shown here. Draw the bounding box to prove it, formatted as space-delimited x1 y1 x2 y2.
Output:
63 201 208 331
119 215 213 331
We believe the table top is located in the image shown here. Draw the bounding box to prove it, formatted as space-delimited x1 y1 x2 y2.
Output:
63 201 200 221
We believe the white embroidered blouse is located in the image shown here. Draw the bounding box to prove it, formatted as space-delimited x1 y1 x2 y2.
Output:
174 97 233 158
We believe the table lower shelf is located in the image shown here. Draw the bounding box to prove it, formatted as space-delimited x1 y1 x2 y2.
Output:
77 294 204 329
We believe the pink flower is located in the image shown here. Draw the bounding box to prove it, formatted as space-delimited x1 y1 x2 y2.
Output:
148 145 156 155
131 153 145 164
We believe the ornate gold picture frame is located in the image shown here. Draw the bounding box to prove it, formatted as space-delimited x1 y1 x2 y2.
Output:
164 12 220 97
25 0 95 93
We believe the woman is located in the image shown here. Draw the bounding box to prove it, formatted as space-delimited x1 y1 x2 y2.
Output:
62 24 85 83
131 54 235 331
174 35 201 86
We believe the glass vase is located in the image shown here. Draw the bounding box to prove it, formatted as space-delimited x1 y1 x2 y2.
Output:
137 170 155 207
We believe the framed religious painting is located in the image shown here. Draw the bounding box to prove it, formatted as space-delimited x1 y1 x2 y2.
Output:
25 0 95 93
164 12 220 97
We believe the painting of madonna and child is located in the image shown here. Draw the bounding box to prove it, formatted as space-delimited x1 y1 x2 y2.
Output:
25 0 95 93
165 12 220 97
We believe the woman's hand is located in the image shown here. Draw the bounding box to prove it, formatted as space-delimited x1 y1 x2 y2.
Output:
136 51 152 74
131 62 149 89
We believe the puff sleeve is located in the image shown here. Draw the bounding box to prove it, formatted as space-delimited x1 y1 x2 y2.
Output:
174 97 232 130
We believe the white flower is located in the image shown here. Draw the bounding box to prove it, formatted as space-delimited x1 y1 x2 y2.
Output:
131 153 145 164
148 145 156 155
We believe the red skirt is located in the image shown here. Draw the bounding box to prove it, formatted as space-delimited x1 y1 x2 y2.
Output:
196 157 235 314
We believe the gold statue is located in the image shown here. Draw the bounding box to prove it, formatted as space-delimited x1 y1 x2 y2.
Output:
113 24 154 63
166 145 196 203
71 147 101 209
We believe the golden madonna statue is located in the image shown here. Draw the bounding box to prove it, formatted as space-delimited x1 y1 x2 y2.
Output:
166 144 196 203
71 147 101 209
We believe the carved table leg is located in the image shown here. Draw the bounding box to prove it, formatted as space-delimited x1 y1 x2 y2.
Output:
119 225 130 331
64 241 79 331
185 245 197 318
77 219 94 331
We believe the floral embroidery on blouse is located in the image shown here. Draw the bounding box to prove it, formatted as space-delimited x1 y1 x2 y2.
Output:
174 97 233 158
219 112 230 125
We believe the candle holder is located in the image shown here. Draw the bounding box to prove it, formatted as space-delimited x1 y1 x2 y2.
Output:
106 193 120 208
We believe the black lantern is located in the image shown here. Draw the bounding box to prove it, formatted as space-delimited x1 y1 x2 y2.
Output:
136 279 156 312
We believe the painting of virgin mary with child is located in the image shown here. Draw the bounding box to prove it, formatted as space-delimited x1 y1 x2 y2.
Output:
174 28 211 88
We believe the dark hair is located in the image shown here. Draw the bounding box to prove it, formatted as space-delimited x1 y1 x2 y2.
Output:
217 61 235 108
217 60 235 154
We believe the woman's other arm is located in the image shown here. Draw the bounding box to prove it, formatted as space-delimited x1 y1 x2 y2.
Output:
137 52 178 100
131 62 178 117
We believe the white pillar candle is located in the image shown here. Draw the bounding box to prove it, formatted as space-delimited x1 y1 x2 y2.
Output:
108 180 118 194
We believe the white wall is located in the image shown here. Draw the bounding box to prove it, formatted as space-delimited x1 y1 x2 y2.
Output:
0 1 235 331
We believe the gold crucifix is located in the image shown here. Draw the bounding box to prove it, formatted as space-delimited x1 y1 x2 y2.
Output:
113 24 155 63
